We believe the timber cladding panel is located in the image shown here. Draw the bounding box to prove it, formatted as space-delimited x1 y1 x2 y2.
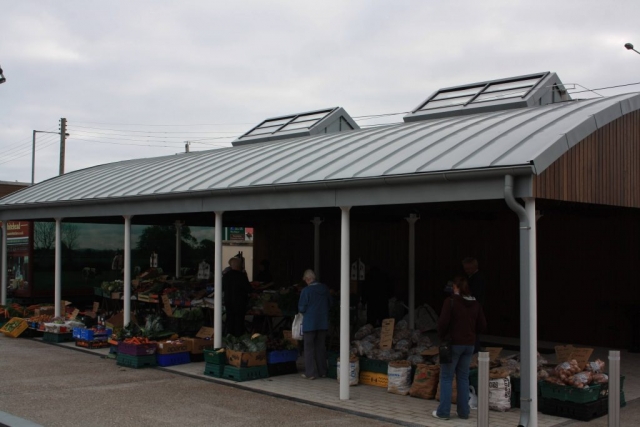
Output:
533 110 640 207
0 183 28 198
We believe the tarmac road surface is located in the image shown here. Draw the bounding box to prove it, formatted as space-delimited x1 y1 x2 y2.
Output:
0 336 397 427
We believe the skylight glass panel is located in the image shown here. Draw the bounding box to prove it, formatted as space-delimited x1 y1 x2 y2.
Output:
281 120 319 131
472 88 530 103
432 87 483 101
421 96 474 110
260 117 292 127
292 111 331 122
484 77 541 93
246 126 281 136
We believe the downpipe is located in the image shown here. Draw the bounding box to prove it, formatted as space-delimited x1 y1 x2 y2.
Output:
504 175 538 427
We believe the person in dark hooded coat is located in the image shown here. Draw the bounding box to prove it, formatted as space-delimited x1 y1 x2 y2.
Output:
433 276 487 421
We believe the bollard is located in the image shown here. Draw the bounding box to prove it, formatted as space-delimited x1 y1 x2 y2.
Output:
477 351 489 427
608 350 620 427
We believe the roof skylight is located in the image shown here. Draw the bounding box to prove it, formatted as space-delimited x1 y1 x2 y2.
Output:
233 107 360 146
404 72 570 122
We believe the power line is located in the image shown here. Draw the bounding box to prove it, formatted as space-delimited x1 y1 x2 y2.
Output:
67 132 233 145
68 124 241 134
68 137 229 149
567 81 640 95
0 133 58 161
68 129 236 142
71 120 254 127
0 126 58 154
0 136 59 166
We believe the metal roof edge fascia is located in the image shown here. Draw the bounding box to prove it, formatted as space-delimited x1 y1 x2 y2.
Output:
0 165 535 218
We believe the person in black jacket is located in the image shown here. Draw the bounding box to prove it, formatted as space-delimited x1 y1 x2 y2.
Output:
361 266 393 327
223 257 252 336
433 276 487 421
462 257 486 307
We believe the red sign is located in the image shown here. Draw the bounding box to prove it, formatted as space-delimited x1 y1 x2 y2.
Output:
6 221 30 238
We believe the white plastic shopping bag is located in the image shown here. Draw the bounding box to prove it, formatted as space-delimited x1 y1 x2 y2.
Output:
292 313 304 340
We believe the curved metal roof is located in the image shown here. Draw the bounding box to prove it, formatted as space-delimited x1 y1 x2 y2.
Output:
1 93 639 219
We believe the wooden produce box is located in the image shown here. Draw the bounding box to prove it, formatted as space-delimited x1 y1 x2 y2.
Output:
1 318 29 338
226 349 267 368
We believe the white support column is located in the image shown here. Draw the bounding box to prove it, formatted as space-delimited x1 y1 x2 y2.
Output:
175 220 183 279
505 177 538 427
406 213 419 330
478 351 490 427
339 206 351 401
123 215 133 326
54 218 62 317
524 197 538 426
311 217 323 278
214 211 224 349
609 350 621 427
1 221 7 306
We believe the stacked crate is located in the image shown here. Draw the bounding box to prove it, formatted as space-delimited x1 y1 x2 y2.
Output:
116 342 158 368
156 340 191 367
73 327 112 349
539 377 625 421
266 350 299 377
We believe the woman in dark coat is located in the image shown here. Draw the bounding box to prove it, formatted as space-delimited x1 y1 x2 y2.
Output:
433 276 487 420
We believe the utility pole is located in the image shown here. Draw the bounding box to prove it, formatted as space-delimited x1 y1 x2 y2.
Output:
59 118 67 175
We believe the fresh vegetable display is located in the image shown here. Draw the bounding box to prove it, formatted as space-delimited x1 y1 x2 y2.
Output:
123 337 154 345
223 333 267 352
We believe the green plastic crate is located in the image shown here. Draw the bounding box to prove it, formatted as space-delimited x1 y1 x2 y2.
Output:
116 353 157 369
203 348 227 365
43 332 73 343
327 365 337 379
540 381 602 404
222 365 269 382
469 368 478 391
359 357 387 374
327 351 339 367
204 362 226 378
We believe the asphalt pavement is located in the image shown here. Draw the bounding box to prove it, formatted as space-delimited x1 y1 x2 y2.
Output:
0 336 395 427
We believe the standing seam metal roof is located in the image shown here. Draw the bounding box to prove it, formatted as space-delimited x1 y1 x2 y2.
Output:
1 92 639 208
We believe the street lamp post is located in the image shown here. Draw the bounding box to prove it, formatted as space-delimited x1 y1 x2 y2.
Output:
32 130 62 185
625 43 640 55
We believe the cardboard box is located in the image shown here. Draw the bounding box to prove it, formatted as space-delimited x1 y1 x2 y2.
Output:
360 371 388 388
105 311 137 333
225 349 267 368
262 302 282 317
157 340 190 354
555 345 594 370
35 306 55 317
379 318 395 350
282 330 298 347
183 327 215 354
486 347 503 362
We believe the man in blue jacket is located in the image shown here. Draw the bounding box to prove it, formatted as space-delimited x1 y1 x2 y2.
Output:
298 269 331 380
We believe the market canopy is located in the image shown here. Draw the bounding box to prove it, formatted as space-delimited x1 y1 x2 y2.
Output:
1 92 639 221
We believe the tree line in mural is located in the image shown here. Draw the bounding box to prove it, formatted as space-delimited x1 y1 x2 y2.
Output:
32 223 215 295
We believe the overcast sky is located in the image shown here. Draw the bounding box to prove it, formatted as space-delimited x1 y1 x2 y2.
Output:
1 1 639 184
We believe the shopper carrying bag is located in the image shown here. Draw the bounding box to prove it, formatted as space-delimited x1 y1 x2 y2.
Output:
298 269 331 380
432 275 487 421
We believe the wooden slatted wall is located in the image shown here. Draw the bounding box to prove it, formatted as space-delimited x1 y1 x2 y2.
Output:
533 111 640 207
